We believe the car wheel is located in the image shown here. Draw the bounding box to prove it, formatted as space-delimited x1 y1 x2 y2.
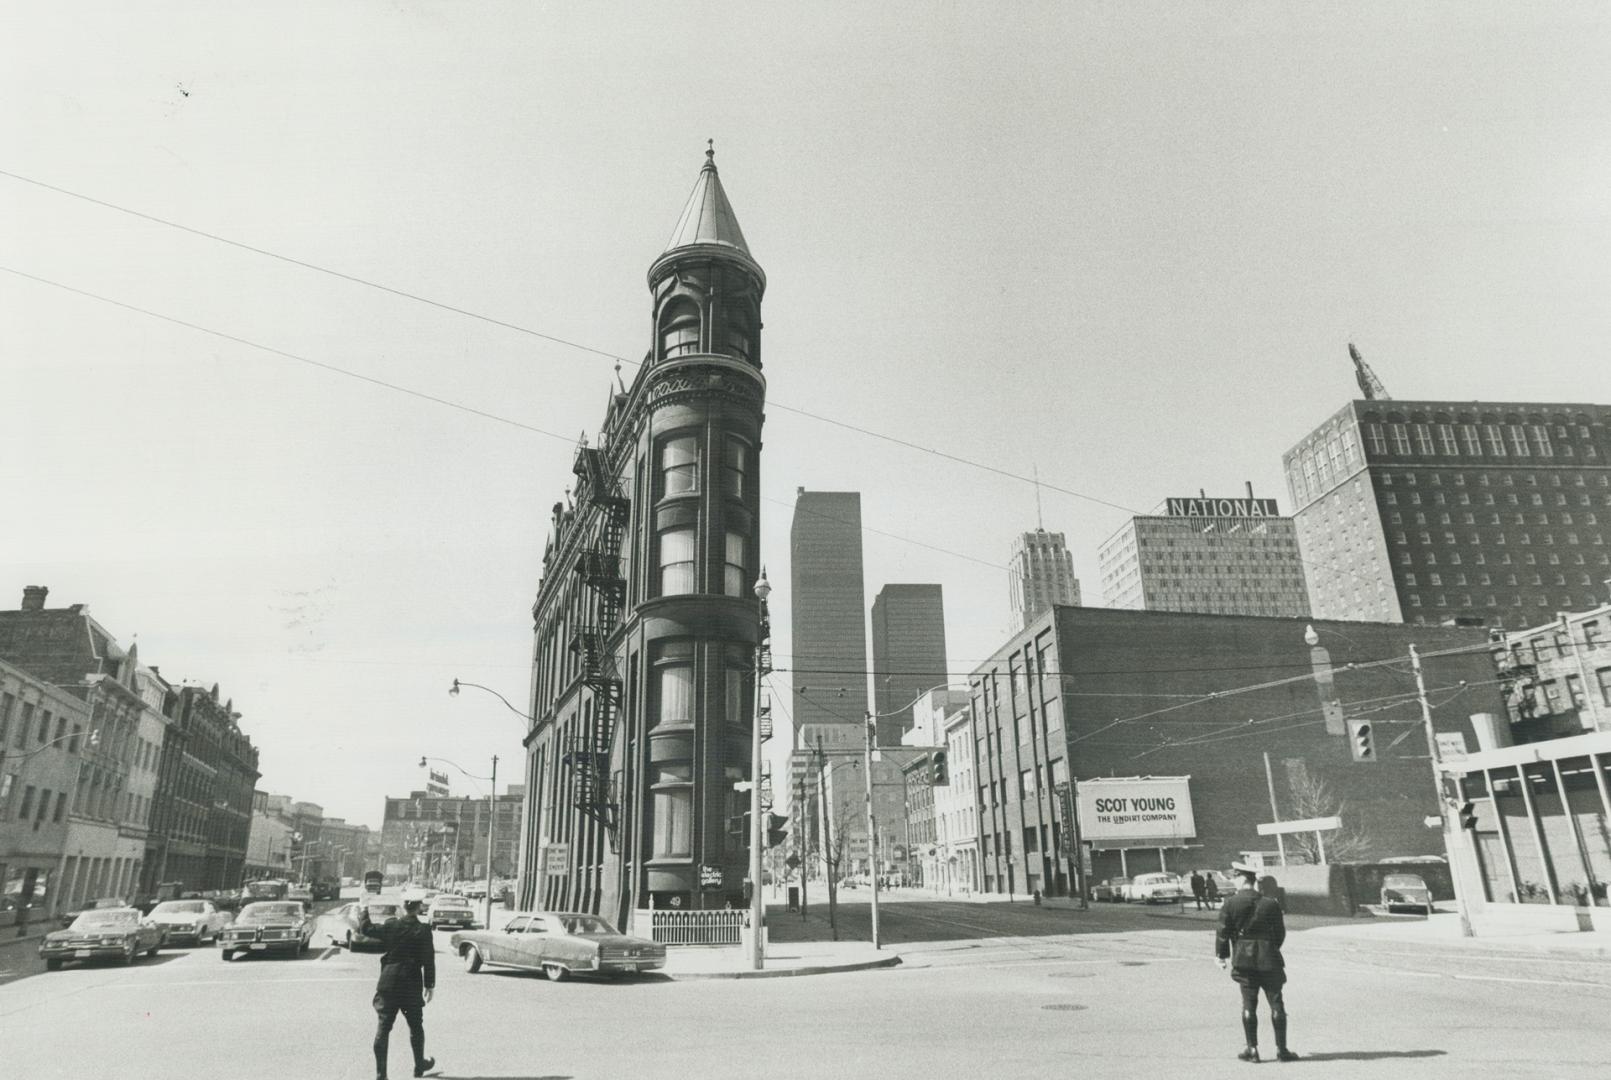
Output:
462 945 482 974
345 931 354 950
542 962 568 982
147 941 160 957
220 949 234 962
121 942 137 965
45 959 62 971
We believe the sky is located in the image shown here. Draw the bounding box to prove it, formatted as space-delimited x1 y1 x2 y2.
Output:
5 2 1610 828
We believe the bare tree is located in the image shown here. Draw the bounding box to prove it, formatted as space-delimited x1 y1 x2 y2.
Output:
1283 760 1375 864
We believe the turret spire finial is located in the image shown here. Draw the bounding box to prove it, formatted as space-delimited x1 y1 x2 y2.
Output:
706 139 715 165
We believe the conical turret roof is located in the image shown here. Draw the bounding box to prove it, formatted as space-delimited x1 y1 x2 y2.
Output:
651 143 764 289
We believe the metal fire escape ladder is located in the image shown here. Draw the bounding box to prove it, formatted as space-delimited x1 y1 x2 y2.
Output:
564 442 631 834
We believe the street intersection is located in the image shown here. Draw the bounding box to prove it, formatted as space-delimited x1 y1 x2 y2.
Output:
2 892 1606 1079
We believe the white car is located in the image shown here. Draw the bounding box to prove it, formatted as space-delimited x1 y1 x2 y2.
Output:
426 894 476 930
147 899 233 945
1128 872 1186 904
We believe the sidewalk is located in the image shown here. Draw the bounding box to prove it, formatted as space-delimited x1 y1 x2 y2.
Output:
1129 901 1611 958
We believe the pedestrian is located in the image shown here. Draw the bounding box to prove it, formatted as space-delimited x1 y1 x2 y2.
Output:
1214 865 1298 1063
1204 872 1221 907
1190 871 1207 911
360 896 437 1080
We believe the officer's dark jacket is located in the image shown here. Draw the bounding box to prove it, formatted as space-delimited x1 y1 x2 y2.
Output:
360 909 436 996
1215 886 1286 974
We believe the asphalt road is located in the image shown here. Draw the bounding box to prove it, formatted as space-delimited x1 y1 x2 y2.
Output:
2 893 1606 1079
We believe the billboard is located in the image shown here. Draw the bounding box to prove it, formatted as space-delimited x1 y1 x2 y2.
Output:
1078 777 1195 848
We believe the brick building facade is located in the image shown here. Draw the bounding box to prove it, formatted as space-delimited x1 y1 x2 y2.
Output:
968 605 1507 897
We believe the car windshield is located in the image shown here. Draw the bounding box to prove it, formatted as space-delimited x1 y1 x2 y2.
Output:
152 901 206 915
1383 875 1426 888
240 903 303 920
557 916 616 935
434 897 470 907
1134 874 1170 885
366 904 401 919
72 911 137 929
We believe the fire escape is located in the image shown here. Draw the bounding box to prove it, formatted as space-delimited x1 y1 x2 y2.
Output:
564 440 629 835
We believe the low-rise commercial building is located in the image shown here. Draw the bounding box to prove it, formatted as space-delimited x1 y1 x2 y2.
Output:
968 605 1506 897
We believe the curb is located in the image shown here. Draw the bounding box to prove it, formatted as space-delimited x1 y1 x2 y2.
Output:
668 954 903 980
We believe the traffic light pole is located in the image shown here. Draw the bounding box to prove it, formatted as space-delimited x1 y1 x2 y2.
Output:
748 573 771 971
864 711 880 951
1410 644 1474 938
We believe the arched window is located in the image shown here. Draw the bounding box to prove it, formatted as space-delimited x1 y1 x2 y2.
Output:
659 302 700 360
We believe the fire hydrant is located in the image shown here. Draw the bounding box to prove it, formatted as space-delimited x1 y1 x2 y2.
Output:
1033 890 1042 907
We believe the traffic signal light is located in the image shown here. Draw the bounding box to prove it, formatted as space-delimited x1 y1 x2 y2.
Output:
930 749 950 786
766 814 789 849
1346 718 1375 762
1458 801 1478 830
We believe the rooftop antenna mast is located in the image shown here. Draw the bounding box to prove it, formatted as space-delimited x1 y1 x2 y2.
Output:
1033 464 1045 530
1349 342 1391 400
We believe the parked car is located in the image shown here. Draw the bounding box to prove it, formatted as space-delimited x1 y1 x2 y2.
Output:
147 899 233 945
331 896 405 950
39 908 163 969
1129 872 1186 904
426 894 476 930
218 901 314 960
58 897 129 929
1380 873 1434 914
450 912 666 981
1091 877 1131 903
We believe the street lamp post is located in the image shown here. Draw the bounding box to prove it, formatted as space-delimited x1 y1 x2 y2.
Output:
747 570 771 970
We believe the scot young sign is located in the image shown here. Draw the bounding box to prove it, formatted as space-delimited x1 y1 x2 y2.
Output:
1079 777 1195 848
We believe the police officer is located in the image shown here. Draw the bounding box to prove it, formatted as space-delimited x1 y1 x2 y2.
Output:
360 896 437 1080
1214 865 1298 1063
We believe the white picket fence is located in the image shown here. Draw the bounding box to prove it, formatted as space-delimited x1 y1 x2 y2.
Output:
636 908 746 946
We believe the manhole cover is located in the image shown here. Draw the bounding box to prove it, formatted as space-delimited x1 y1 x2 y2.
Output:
1041 1003 1088 1012
1119 961 1149 967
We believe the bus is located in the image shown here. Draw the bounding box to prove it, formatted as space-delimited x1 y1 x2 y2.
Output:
363 871 384 896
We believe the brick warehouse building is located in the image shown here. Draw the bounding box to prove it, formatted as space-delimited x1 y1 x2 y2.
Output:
518 148 767 924
967 605 1508 897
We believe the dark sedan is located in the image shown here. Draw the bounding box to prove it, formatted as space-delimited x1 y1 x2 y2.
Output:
39 908 163 969
218 901 314 960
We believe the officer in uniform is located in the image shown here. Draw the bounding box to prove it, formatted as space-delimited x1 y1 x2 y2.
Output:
360 896 437 1080
1214 864 1298 1063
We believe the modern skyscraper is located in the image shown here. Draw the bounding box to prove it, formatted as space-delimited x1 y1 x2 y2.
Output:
1009 529 1080 629
789 490 869 744
870 584 949 744
1097 487 1310 617
1284 400 1611 626
519 147 768 921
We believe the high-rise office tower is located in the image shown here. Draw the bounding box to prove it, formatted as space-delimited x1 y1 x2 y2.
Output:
1097 486 1310 617
1284 400 1611 626
1009 529 1081 630
870 584 949 744
789 490 868 744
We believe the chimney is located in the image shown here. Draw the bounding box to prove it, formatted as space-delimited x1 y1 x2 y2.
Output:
21 585 48 611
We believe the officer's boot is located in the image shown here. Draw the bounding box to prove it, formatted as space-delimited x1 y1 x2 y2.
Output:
1273 1011 1298 1061
1237 1011 1260 1062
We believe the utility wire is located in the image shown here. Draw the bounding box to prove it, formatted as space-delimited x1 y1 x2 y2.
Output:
5 168 1597 601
